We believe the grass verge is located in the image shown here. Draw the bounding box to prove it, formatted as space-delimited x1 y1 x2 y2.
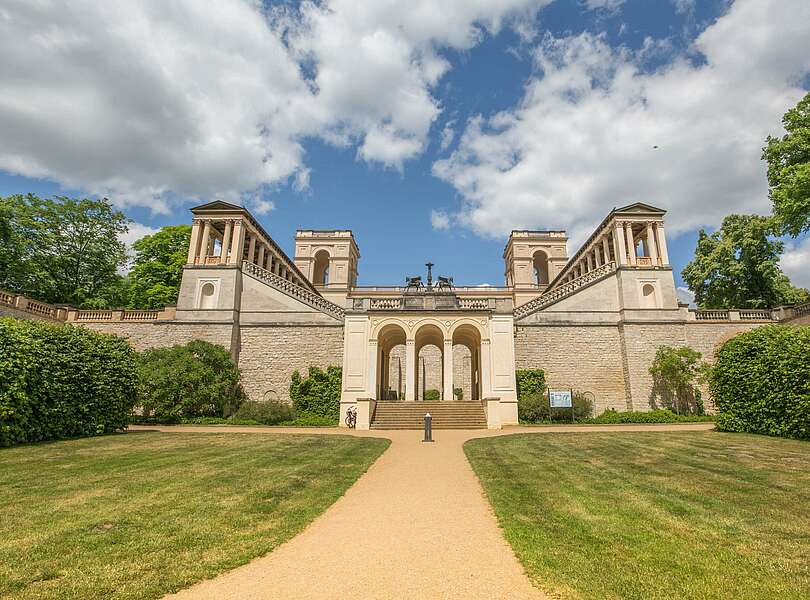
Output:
465 431 810 600
0 431 389 600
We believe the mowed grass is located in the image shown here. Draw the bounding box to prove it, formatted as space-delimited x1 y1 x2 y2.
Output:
465 431 810 600
0 431 389 600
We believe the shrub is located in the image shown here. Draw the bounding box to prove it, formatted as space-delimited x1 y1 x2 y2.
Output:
516 369 546 400
588 408 714 424
137 340 245 422
0 318 137 446
424 388 440 401
519 392 550 422
453 387 463 401
518 389 594 423
649 346 705 415
290 366 341 422
232 399 294 425
711 325 810 440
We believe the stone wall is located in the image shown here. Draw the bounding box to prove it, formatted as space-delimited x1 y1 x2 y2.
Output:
514 325 627 414
238 324 344 402
81 321 234 352
515 320 772 414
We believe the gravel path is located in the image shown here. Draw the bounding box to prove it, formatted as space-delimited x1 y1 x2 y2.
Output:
142 422 713 599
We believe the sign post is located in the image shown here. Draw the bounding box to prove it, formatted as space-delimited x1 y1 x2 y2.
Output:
548 389 574 422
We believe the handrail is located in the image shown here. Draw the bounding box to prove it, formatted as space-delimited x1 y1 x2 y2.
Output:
242 261 345 320
514 261 617 319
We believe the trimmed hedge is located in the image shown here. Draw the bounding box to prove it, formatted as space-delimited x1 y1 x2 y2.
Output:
0 317 137 446
711 325 810 440
290 366 341 422
589 408 713 424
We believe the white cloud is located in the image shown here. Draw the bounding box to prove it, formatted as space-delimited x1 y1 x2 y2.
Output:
676 286 696 307
117 221 160 273
439 120 457 152
0 0 549 210
781 237 810 289
583 0 625 12
433 0 810 244
431 209 451 230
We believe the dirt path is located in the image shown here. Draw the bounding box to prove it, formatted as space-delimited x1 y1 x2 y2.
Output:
142 422 712 600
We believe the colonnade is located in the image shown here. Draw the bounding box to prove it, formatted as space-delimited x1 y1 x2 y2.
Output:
560 218 670 284
186 216 307 288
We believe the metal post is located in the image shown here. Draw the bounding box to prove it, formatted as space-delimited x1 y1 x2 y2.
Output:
423 412 433 442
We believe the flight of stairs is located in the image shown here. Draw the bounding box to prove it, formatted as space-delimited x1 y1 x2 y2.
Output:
370 401 487 430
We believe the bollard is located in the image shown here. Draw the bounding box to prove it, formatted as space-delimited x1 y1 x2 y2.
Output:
422 412 434 443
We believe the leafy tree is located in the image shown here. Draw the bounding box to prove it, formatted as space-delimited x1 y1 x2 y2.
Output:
649 346 705 415
137 340 245 422
289 366 342 421
682 214 809 309
127 225 192 308
0 194 129 307
763 92 810 237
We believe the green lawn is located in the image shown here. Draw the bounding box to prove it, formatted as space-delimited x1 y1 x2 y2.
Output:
465 431 810 600
0 431 389 600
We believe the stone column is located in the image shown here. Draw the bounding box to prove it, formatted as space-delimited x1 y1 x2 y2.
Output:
655 222 670 265
602 235 611 264
613 223 628 265
220 220 232 264
480 340 492 399
187 219 202 264
624 222 637 266
257 244 265 270
200 221 212 262
367 340 378 400
443 339 454 401
594 247 601 267
229 220 245 265
646 221 658 265
405 340 416 401
587 252 595 271
247 234 257 265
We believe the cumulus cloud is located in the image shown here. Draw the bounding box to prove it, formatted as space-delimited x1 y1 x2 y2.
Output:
676 286 696 307
117 221 160 272
439 120 457 152
431 209 451 230
433 0 810 245
781 237 810 289
0 0 548 210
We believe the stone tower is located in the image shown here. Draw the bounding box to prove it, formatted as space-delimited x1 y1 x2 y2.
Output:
294 230 360 303
503 230 569 306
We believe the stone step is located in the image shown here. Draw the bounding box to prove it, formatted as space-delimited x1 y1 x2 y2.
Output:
371 401 487 430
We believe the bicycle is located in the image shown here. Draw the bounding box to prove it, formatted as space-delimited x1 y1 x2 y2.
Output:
345 405 358 428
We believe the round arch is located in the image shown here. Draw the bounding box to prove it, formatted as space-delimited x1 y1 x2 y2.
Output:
377 323 407 401
532 249 550 285
313 249 330 286
452 323 483 401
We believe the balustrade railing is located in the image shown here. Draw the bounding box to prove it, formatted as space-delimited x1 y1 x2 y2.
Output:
458 298 489 310
242 260 345 320
122 310 160 321
514 261 617 319
370 298 403 310
0 290 14 306
76 310 113 321
739 309 773 321
693 310 729 321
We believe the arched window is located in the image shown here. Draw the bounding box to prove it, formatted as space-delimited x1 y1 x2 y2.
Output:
313 250 330 286
199 282 216 309
641 283 657 308
532 250 550 285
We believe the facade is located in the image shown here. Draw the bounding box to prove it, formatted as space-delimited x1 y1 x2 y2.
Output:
5 200 808 429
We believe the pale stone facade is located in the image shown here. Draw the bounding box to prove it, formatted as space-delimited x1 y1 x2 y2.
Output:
4 200 808 428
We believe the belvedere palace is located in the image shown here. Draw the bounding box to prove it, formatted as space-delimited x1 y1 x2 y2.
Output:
4 201 807 429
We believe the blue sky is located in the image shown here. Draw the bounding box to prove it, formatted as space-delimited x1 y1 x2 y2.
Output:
0 0 808 292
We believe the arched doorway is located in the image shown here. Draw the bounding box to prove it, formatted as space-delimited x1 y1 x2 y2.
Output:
415 324 444 401
377 324 407 400
452 324 482 401
313 249 330 286
533 250 550 285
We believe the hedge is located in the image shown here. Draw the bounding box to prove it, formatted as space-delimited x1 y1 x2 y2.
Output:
0 317 137 446
516 369 546 400
589 408 713 424
711 325 810 440
137 340 244 422
290 366 341 422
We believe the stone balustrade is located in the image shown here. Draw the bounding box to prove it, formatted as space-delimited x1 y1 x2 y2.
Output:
354 294 502 312
514 261 617 319
242 260 345 320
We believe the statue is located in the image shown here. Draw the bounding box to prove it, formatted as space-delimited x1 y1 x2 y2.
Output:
405 275 423 290
436 276 454 290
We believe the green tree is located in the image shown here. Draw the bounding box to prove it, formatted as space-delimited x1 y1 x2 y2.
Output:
0 194 129 307
649 346 705 415
682 214 809 309
763 92 810 237
127 225 192 308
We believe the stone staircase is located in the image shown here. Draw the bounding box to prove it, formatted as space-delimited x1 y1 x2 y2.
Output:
371 401 487 430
